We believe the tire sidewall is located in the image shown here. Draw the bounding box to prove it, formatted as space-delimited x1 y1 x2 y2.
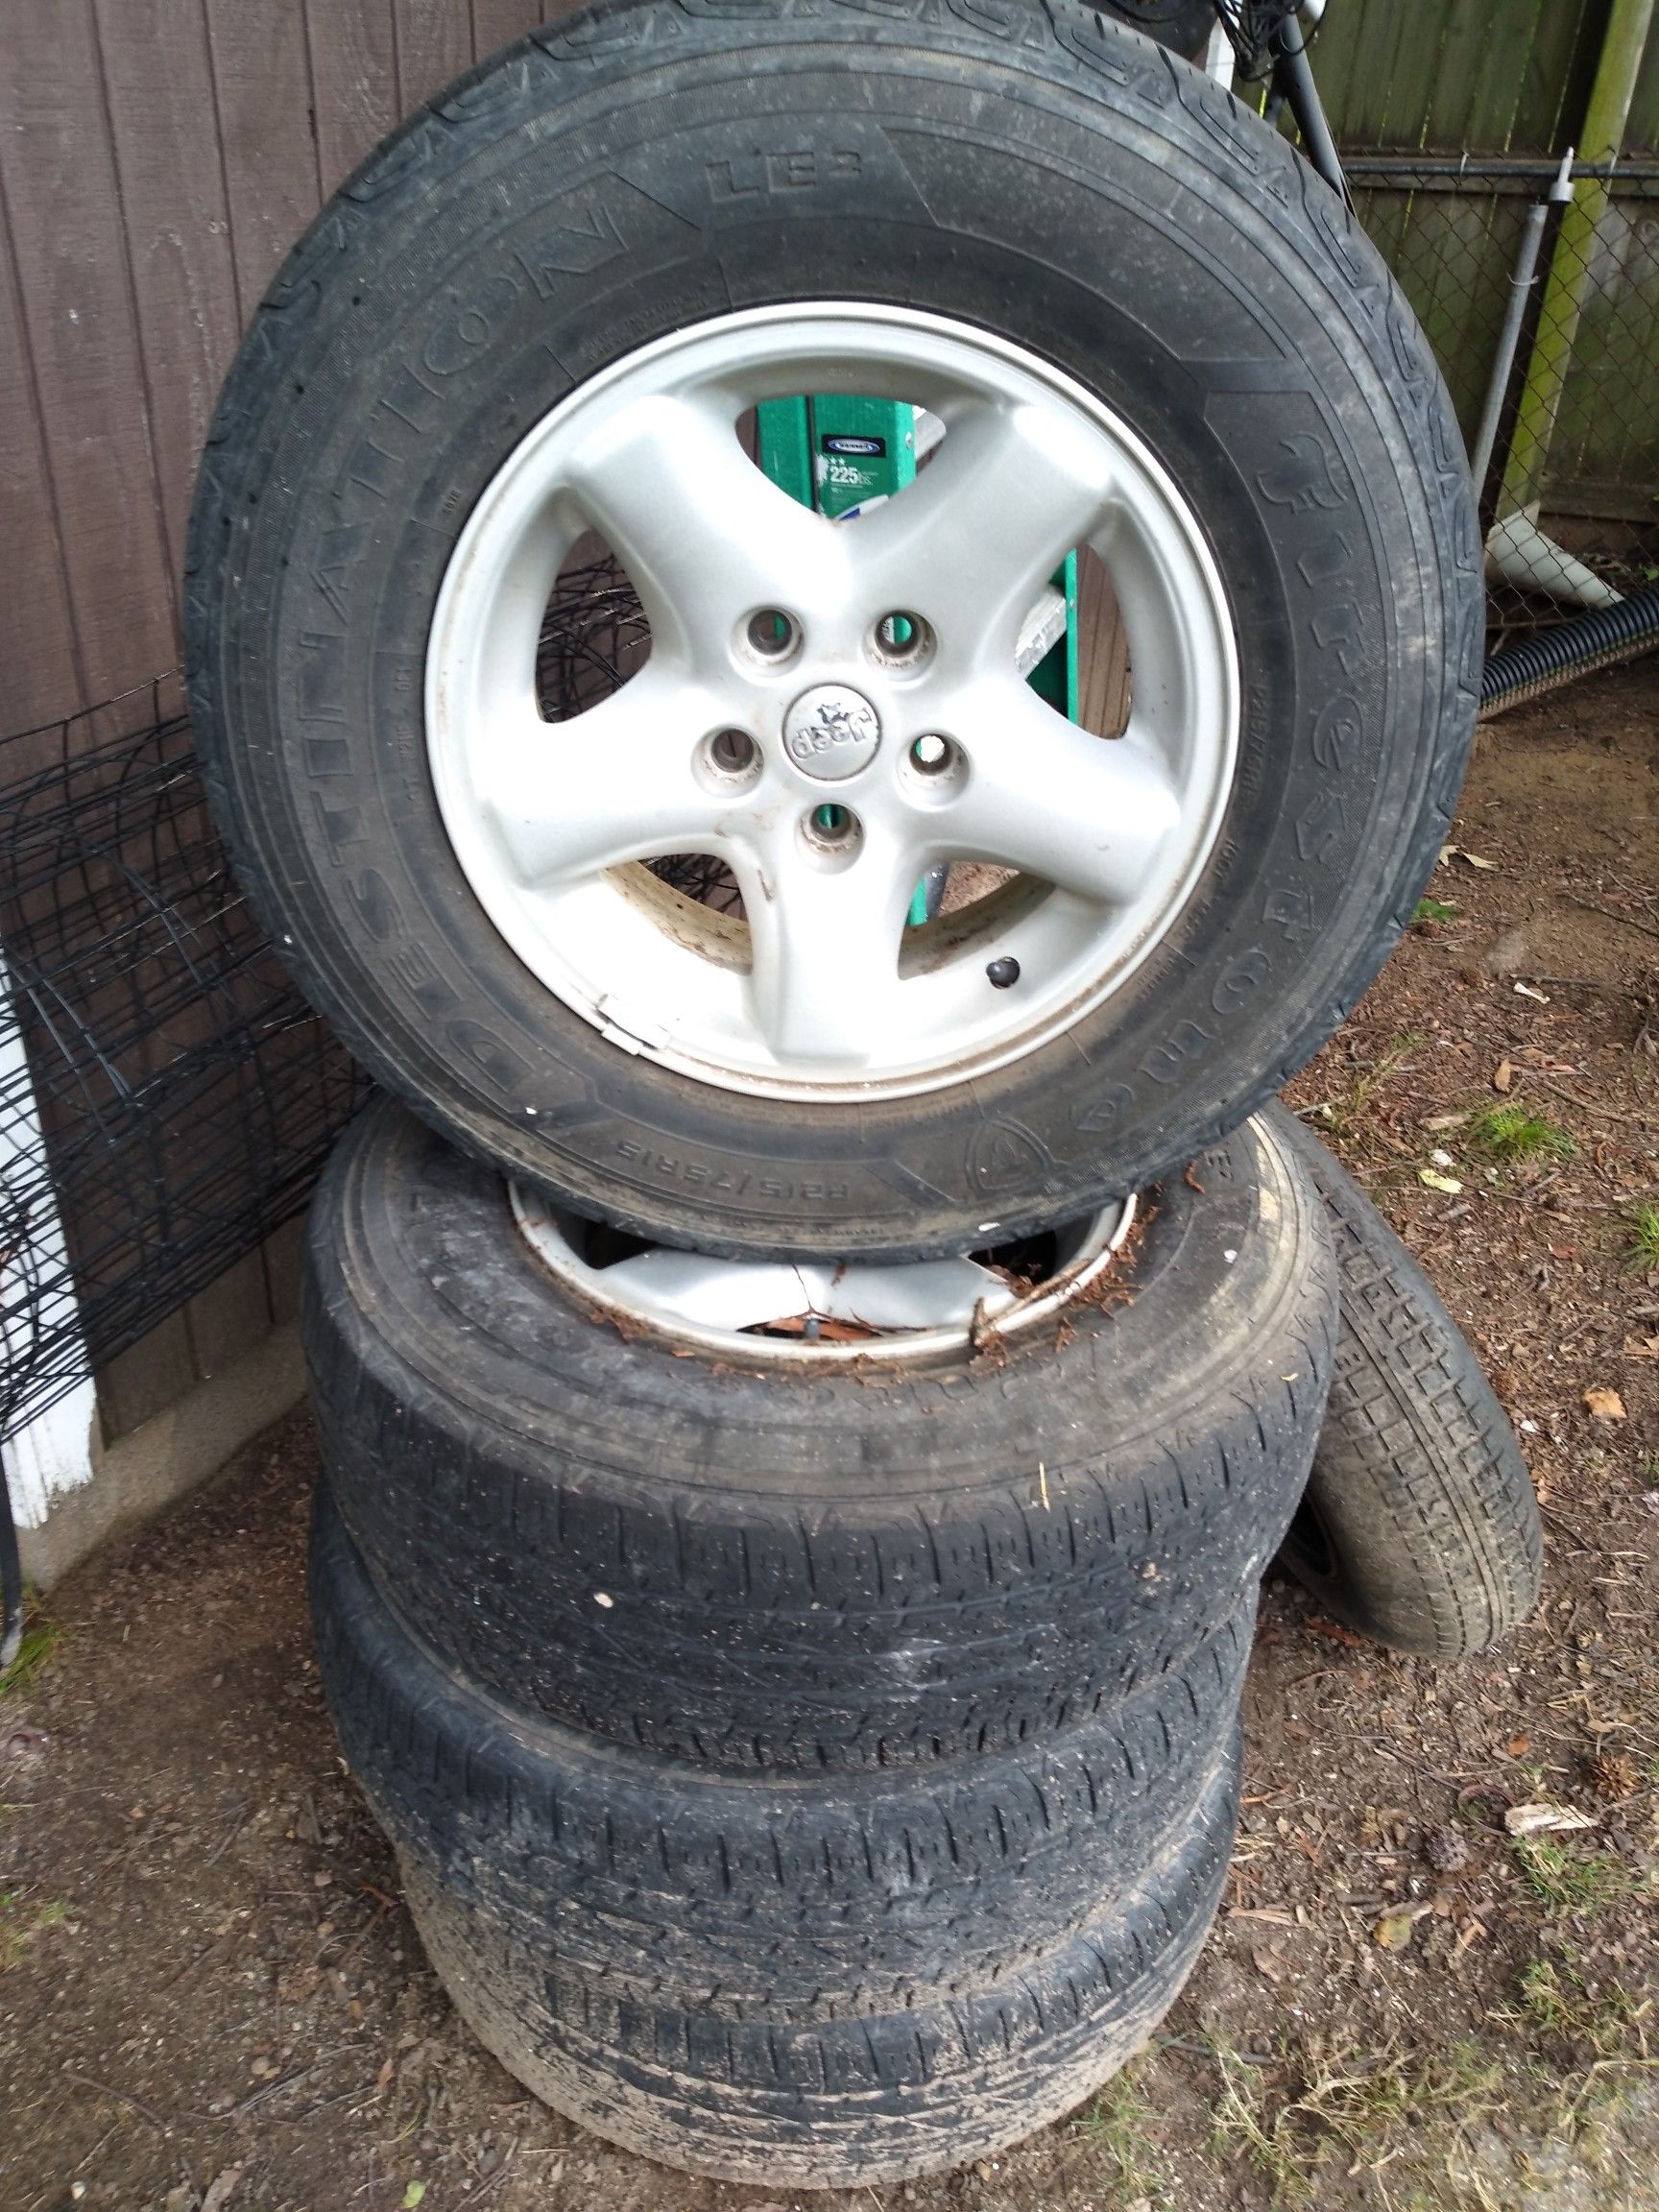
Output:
305 1100 1336 1766
193 6 1478 1258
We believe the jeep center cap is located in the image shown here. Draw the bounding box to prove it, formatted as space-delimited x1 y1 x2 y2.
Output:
781 684 882 781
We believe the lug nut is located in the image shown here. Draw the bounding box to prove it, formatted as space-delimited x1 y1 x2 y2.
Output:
698 727 761 789
986 957 1021 989
709 729 757 775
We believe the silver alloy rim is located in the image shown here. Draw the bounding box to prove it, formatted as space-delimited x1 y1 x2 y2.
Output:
427 303 1238 1101
511 1186 1136 1365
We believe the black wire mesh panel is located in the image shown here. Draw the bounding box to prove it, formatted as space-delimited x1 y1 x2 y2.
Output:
0 685 367 1442
535 547 651 721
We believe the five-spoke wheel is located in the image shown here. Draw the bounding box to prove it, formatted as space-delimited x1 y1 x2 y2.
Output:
426 306 1238 1097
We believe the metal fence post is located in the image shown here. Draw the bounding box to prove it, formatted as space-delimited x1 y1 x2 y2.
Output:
1469 148 1576 496
1496 0 1657 524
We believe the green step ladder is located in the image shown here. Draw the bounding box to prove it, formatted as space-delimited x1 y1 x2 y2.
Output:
756 395 1077 924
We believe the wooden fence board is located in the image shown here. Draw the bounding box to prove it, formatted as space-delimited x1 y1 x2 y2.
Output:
1551 189 1659 518
472 0 547 58
94 0 243 593
0 194 82 736
203 0 322 318
396 0 476 110
0 0 177 709
1313 0 1599 156
306 0 401 193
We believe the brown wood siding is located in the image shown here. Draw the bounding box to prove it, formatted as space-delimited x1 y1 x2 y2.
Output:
0 0 571 742
309 2 401 190
0 0 179 732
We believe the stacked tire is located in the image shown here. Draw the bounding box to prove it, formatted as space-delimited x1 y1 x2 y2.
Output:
186 0 1539 2185
304 1102 1336 2182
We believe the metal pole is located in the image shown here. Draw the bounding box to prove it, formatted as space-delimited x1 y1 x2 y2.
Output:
1469 149 1575 495
1496 0 1657 521
1270 9 1350 204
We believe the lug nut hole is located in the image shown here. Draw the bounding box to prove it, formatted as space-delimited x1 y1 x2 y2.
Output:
745 608 799 662
870 610 933 669
902 732 966 805
801 803 863 865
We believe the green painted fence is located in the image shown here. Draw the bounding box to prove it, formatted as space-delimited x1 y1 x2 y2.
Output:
1300 0 1659 525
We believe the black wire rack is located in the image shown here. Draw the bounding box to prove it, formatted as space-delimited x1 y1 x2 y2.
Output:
0 684 366 1443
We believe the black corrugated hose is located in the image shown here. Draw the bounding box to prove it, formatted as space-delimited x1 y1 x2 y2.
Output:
1481 582 1659 713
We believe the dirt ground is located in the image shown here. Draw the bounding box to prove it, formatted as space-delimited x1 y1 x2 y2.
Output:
3 661 1657 2212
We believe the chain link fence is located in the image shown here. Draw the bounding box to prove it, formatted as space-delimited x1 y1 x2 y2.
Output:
1350 156 1659 643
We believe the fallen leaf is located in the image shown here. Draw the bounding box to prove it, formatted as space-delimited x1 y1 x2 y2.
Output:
1584 1386 1627 1423
1252 1945 1287 1982
1374 1911 1418 1949
202 2173 242 2212
1504 1802 1598 1837
402 2188 427 2211
1493 1058 1513 1093
1423 1112 1468 1132
1623 1335 1659 1360
1304 1616 1368 1648
1419 1168 1464 1194
1462 850 1501 871
1505 1735 1531 1758
766 1312 881 1343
